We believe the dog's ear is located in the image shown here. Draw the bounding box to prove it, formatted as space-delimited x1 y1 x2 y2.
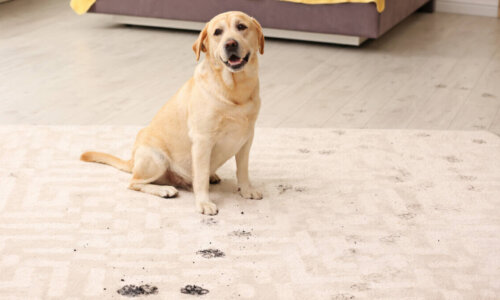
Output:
192 24 209 61
251 17 265 55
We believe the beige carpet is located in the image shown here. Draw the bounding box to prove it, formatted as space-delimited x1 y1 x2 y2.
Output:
0 126 499 299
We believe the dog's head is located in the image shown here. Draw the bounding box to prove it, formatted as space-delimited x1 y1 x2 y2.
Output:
192 11 264 73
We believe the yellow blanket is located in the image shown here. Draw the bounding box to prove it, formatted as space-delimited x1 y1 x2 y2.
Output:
70 0 96 15
281 0 385 13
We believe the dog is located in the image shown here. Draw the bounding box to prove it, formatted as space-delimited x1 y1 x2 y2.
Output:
81 11 265 215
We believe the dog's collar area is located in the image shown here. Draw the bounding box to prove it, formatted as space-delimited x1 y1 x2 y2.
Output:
223 53 250 71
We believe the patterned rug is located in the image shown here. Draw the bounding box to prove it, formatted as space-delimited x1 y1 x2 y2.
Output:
0 126 499 299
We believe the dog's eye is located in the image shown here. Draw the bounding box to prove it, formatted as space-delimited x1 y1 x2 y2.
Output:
237 24 247 31
214 29 223 36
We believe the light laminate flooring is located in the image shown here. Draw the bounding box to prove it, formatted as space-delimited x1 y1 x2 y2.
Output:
1 0 500 134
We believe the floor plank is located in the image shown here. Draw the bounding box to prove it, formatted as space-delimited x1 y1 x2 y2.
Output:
365 57 457 129
450 49 500 131
406 56 492 129
323 56 422 128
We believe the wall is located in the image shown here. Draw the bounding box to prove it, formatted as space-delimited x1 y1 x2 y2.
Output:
436 0 499 17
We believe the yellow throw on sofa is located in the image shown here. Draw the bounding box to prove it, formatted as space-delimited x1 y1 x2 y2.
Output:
70 0 96 15
281 0 384 13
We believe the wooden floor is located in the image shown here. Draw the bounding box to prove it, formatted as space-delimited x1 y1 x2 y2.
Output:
1 0 500 134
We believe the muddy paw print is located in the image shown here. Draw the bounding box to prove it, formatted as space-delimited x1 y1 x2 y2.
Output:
196 249 225 259
444 155 462 163
116 284 158 297
201 218 218 226
229 229 252 238
181 285 209 295
276 184 293 194
332 294 355 300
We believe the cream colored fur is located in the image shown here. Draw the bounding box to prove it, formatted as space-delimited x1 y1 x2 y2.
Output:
81 11 265 215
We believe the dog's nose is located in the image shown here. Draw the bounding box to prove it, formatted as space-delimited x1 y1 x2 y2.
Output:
225 39 238 51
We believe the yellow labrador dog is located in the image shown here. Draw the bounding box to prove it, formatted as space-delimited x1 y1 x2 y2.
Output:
81 11 264 215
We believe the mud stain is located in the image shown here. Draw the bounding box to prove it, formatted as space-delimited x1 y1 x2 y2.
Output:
380 234 401 243
467 185 480 192
181 285 209 296
116 284 158 297
201 218 218 226
229 230 252 238
398 212 416 220
294 186 307 192
277 184 293 194
298 148 310 154
332 293 355 300
407 203 422 211
345 235 362 244
319 150 335 155
459 175 477 181
481 93 495 98
350 283 370 291
331 130 346 136
444 155 462 163
415 132 431 137
394 168 411 183
196 249 225 259
472 139 486 144
277 184 307 194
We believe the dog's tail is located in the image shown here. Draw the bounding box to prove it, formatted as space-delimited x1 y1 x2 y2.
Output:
80 151 132 173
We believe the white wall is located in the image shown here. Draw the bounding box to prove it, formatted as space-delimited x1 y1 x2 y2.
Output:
436 0 499 17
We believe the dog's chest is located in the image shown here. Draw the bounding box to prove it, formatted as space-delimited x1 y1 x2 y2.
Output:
211 107 254 168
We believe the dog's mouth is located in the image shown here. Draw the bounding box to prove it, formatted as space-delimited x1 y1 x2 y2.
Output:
223 53 250 70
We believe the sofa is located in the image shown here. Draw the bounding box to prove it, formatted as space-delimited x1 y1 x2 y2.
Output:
88 0 435 46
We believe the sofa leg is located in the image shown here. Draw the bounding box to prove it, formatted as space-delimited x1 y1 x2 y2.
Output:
418 0 435 13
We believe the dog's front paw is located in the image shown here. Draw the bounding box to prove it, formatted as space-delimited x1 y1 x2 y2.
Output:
196 201 218 215
159 186 179 198
238 186 263 200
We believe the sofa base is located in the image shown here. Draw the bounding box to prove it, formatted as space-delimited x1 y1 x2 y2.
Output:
110 15 368 46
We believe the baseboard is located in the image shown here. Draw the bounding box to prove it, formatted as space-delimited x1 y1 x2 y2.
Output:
436 0 498 17
111 15 367 46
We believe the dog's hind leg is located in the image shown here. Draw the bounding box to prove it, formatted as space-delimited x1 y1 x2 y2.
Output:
128 146 178 198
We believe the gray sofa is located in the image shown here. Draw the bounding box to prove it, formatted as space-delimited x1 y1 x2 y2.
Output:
89 0 435 45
